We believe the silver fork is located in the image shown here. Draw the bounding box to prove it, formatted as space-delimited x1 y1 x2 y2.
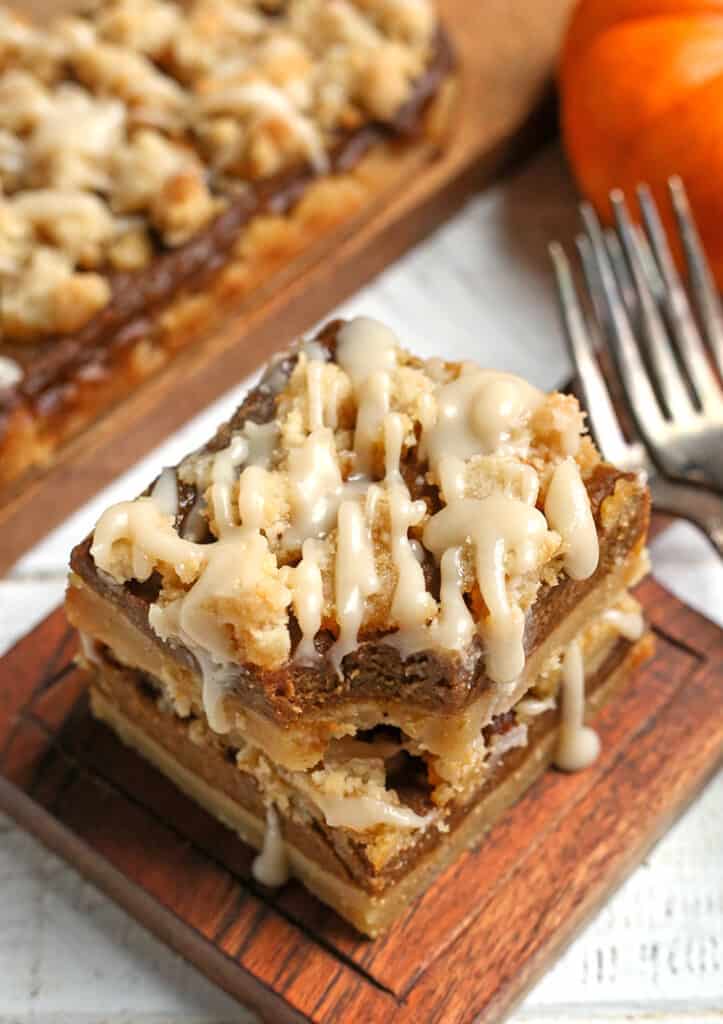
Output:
550 240 723 558
577 178 723 494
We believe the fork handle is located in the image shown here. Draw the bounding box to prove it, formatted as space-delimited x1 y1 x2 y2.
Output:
649 477 723 558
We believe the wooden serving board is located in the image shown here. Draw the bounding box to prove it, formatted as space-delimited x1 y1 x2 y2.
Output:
0 0 575 572
0 569 721 1024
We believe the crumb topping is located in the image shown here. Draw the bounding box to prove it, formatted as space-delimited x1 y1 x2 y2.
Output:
90 316 603 686
0 0 439 342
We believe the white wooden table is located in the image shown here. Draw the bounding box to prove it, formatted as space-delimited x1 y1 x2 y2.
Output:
1 147 721 1024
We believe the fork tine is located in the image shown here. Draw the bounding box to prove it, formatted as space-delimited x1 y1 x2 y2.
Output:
603 228 637 318
611 189 696 422
579 202 668 444
634 224 666 302
549 240 631 467
578 230 609 330
668 176 723 380
604 225 665 317
638 181 723 410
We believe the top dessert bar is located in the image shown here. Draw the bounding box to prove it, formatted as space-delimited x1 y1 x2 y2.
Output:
0 0 453 489
69 317 650 785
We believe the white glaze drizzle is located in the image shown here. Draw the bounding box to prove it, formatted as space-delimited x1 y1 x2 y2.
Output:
544 458 599 580
365 481 383 522
209 433 248 531
516 695 556 718
180 421 277 494
554 639 600 772
405 363 595 682
146 523 289 733
437 454 467 503
354 370 391 474
488 722 528 767
242 420 280 468
306 358 325 431
422 369 543 474
301 338 330 363
92 498 206 584
286 428 343 545
150 467 178 518
432 546 476 651
194 646 235 733
423 495 550 682
148 595 232 730
335 316 398 385
329 499 378 672
603 607 644 641
384 413 435 630
325 370 343 430
291 538 325 663
0 355 22 389
142 432 290 732
336 316 399 474
306 789 432 831
237 464 274 530
252 806 289 887
78 631 102 666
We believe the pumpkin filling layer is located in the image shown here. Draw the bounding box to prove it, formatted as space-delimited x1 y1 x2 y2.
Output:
66 315 652 935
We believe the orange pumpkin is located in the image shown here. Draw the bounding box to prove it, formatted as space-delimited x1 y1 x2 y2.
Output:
560 0 723 288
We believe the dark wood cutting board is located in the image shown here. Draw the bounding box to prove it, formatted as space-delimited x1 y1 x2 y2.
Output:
0 567 721 1023
0 0 575 572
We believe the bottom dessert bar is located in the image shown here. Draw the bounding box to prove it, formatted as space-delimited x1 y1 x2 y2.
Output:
84 631 653 937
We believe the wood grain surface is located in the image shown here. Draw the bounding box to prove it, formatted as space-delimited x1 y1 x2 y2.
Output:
0 0 575 573
0 571 720 1024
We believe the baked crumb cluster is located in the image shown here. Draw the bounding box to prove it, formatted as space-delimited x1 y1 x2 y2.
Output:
91 318 603 680
0 0 437 341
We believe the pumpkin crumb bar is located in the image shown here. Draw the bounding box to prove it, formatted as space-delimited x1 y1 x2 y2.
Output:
0 0 455 493
66 316 652 935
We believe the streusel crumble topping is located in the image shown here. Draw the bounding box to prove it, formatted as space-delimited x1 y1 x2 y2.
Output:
91 317 603 685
